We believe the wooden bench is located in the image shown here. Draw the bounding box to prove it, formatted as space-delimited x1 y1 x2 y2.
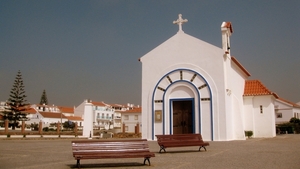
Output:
155 134 209 153
71 139 155 168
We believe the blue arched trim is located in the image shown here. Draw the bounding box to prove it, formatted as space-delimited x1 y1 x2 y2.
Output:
163 80 200 134
151 68 213 140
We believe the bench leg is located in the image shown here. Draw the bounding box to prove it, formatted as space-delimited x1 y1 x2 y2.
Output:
199 146 207 151
76 159 81 169
144 157 151 166
159 146 166 153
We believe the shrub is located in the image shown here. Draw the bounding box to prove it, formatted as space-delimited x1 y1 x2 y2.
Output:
7 134 11 138
245 131 253 138
43 127 49 131
290 117 300 124
277 121 299 134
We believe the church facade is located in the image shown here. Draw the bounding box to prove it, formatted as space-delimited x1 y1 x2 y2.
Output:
139 14 277 141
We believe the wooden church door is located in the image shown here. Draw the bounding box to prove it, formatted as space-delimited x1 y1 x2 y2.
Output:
172 100 193 134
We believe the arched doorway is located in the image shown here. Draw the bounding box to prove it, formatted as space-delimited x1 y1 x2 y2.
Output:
151 68 213 140
171 99 194 134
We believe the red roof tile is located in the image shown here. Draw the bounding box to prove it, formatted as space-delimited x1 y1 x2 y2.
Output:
91 101 107 107
123 107 142 113
277 97 300 108
39 112 67 119
244 80 279 98
22 108 37 114
58 106 74 113
66 116 83 121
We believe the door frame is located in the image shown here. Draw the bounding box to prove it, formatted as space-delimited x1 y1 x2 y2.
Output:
169 98 195 134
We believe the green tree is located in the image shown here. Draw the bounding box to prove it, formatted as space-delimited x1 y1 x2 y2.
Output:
39 89 48 105
289 117 300 124
3 70 29 130
63 121 75 130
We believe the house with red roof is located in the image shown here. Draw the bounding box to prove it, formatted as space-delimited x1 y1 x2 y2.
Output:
74 100 141 136
139 15 299 141
26 104 82 129
74 100 115 133
275 98 300 124
115 106 142 133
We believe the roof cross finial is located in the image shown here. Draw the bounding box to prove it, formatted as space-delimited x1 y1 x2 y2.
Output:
173 14 188 32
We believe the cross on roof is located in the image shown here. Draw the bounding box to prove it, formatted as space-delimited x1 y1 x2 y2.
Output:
173 14 188 32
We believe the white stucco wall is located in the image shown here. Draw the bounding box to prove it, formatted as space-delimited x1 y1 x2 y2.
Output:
244 95 276 138
82 102 93 137
140 31 233 141
274 100 299 124
74 101 85 118
226 58 249 140
122 112 141 133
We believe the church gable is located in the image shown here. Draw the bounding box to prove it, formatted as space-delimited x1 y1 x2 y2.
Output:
139 32 224 68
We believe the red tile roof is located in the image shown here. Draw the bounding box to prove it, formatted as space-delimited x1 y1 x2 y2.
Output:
39 112 67 119
244 80 279 98
91 101 107 107
22 108 37 114
123 107 142 113
277 97 300 108
58 106 74 113
66 116 83 121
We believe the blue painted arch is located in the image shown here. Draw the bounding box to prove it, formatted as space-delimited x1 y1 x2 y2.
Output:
151 68 214 140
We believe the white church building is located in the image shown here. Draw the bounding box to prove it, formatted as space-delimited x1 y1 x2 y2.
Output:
140 14 279 141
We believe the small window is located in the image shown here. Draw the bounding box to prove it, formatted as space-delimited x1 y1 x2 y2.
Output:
277 113 282 118
260 105 263 114
124 115 129 120
134 115 138 120
125 126 128 131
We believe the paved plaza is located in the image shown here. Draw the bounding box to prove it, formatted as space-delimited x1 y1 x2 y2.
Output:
0 134 299 169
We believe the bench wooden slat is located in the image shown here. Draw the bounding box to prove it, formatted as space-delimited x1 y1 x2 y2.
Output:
71 139 155 168
155 134 209 153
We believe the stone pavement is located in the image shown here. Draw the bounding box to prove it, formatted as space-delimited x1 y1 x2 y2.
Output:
0 134 299 169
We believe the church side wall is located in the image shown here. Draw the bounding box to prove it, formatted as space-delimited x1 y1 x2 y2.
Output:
227 60 248 140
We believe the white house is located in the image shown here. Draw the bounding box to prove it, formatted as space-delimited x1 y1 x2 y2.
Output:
74 100 115 130
139 14 287 141
243 80 278 138
275 98 300 124
116 106 142 133
74 100 142 137
23 104 82 129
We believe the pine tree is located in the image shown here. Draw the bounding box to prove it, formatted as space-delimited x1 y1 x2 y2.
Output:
40 89 48 105
4 70 29 130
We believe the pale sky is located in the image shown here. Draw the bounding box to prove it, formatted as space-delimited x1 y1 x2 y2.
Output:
0 0 299 107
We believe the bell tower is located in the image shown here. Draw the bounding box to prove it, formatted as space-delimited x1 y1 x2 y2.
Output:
221 22 233 56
